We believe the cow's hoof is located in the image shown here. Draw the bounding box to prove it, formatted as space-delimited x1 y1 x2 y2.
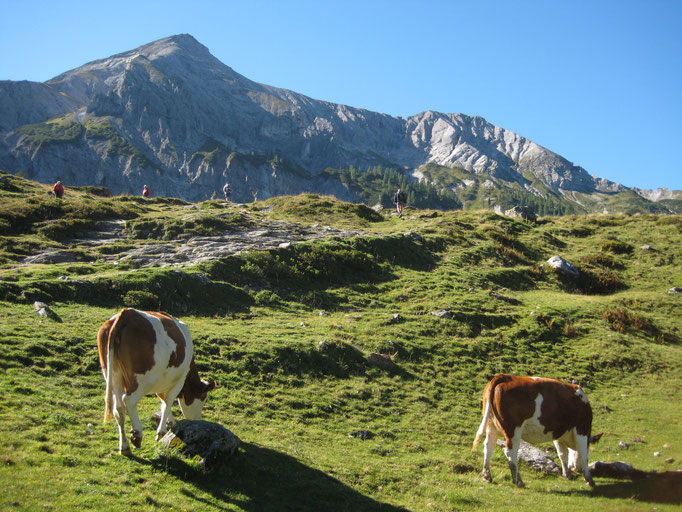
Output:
515 480 526 489
130 431 142 448
585 477 596 488
565 472 575 481
482 470 492 483
120 447 132 457
155 431 166 442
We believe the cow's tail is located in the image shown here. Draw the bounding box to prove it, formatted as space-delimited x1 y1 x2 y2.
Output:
472 374 509 451
471 399 491 451
103 310 128 423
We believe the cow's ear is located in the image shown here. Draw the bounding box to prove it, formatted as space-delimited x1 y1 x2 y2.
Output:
589 432 603 444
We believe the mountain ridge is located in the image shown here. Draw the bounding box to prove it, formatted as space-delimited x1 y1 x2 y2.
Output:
1 34 679 212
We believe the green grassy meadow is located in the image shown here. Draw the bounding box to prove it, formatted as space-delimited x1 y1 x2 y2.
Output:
0 172 681 511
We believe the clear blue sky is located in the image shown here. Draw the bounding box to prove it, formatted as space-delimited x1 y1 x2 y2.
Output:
2 0 681 190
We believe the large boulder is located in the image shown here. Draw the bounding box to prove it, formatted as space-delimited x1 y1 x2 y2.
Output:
504 205 537 222
160 419 240 470
547 256 580 278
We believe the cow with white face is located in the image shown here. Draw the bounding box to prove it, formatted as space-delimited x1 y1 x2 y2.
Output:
97 309 216 455
472 374 599 488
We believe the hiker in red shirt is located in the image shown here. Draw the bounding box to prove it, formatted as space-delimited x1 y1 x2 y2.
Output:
52 181 64 199
142 185 151 198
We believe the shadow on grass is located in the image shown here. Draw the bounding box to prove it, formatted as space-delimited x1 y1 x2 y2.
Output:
153 442 410 511
555 472 682 505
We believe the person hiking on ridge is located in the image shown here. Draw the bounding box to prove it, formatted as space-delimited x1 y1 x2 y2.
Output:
142 184 151 198
393 188 406 218
52 180 64 199
223 182 232 202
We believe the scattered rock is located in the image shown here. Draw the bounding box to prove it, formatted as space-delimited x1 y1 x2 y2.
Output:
390 313 402 324
547 256 580 278
404 231 423 242
632 436 646 444
618 441 630 449
23 251 84 265
654 451 661 457
318 310 329 317
589 461 647 479
318 340 330 352
86 423 94 435
489 291 521 305
669 287 682 295
349 430 374 440
430 309 452 320
497 440 560 473
160 419 240 471
640 245 653 251
33 302 62 322
504 205 537 222
666 457 675 463
368 352 397 370
194 273 211 286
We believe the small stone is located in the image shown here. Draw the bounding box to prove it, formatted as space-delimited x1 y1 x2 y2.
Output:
547 256 580 278
618 441 629 449
318 311 329 317
654 451 661 457
430 310 452 320
665 457 674 463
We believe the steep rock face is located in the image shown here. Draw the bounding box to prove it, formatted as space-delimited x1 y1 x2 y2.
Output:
0 81 79 132
0 34 648 202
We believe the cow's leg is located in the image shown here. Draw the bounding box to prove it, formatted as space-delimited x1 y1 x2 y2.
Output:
155 382 184 441
575 434 595 487
503 430 524 488
553 440 574 480
482 426 499 483
112 392 130 455
122 392 144 449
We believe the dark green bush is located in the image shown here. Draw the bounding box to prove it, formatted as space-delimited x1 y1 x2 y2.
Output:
122 290 160 310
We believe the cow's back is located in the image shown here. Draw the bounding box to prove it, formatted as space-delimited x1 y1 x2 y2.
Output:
489 375 592 441
98 309 194 395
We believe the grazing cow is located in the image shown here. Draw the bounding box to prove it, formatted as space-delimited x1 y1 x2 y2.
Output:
97 309 216 455
472 373 599 488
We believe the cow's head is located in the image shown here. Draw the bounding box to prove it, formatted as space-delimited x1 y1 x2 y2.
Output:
178 379 217 420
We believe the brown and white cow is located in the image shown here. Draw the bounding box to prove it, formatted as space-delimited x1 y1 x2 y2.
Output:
97 309 216 455
472 374 598 488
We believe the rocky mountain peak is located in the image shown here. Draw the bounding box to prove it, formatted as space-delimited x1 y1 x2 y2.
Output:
0 34 676 213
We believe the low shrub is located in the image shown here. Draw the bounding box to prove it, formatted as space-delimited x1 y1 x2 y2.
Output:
600 239 633 254
122 290 160 310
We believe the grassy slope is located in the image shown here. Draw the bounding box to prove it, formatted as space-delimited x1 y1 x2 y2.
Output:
0 175 681 511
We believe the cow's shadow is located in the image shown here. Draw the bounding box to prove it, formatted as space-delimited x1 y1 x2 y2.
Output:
153 442 410 511
554 471 682 505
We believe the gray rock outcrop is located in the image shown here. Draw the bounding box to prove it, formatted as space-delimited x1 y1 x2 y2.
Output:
160 419 240 470
547 256 580 278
